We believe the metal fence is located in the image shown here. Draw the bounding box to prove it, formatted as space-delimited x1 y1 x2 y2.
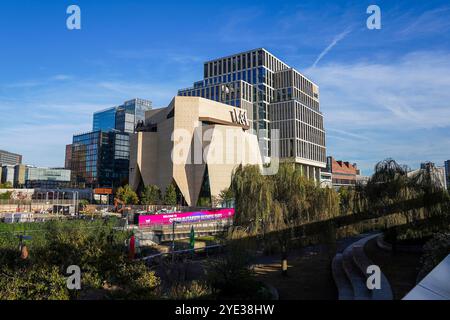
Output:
0 199 77 205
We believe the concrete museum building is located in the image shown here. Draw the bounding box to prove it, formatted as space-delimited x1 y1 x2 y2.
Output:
129 96 263 206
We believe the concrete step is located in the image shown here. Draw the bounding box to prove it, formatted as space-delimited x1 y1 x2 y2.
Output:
351 234 394 300
332 253 354 300
342 243 371 300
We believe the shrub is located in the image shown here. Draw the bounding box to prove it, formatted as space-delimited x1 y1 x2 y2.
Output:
0 265 69 300
166 281 212 300
418 232 450 281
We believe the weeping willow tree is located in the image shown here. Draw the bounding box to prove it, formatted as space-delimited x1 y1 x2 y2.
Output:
407 162 450 220
366 158 410 208
314 186 341 220
269 164 312 275
230 163 341 275
270 164 313 222
230 164 273 235
366 158 450 236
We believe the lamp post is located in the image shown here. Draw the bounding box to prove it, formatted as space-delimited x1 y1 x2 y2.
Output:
172 220 181 262
75 191 79 216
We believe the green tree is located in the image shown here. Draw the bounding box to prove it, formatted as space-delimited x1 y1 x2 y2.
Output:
338 187 355 215
164 184 177 206
78 199 89 210
230 165 272 234
140 185 161 205
366 158 410 210
269 163 318 275
0 191 12 200
230 163 341 274
0 182 13 189
116 185 139 205
217 187 234 208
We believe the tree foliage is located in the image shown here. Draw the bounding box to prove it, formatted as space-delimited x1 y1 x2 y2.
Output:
229 159 450 273
116 185 139 205
0 219 160 300
231 163 341 234
0 191 12 200
418 232 450 281
230 163 341 272
230 165 273 234
164 184 177 206
214 188 234 208
0 182 13 189
140 185 161 205
0 265 69 300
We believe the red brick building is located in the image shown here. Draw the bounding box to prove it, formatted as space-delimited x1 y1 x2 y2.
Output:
326 156 359 188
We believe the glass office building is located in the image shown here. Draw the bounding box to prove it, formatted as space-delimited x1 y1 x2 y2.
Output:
93 107 117 132
178 48 326 181
74 98 150 189
119 98 152 133
24 167 71 189
71 131 130 188
93 99 152 133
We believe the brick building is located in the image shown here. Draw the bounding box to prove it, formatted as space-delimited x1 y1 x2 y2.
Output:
325 156 359 188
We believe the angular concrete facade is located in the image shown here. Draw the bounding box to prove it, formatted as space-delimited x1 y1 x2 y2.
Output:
129 96 262 206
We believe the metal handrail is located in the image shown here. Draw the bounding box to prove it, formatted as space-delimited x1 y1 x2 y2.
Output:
139 244 224 262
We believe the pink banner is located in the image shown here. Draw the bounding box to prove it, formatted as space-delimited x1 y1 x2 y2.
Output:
138 208 235 227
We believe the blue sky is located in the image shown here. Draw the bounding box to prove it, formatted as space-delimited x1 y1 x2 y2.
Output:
0 0 450 175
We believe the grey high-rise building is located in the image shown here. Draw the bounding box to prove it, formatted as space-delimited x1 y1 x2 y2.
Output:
0 149 22 166
93 98 152 133
178 48 326 181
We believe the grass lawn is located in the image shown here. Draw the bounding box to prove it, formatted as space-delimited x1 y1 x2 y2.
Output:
364 238 422 299
253 246 337 300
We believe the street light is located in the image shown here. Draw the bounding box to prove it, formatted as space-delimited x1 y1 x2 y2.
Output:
75 191 79 216
172 220 181 262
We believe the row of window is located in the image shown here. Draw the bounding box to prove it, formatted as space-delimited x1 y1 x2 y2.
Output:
274 69 316 98
271 117 325 147
204 50 258 78
270 101 324 131
274 87 320 111
204 50 291 79
180 81 253 103
296 121 326 146
277 139 326 163
332 179 356 185
114 151 129 160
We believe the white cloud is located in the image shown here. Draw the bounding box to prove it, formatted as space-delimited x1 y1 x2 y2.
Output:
305 51 450 174
0 77 179 167
398 6 450 37
311 27 352 68
51 74 73 81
